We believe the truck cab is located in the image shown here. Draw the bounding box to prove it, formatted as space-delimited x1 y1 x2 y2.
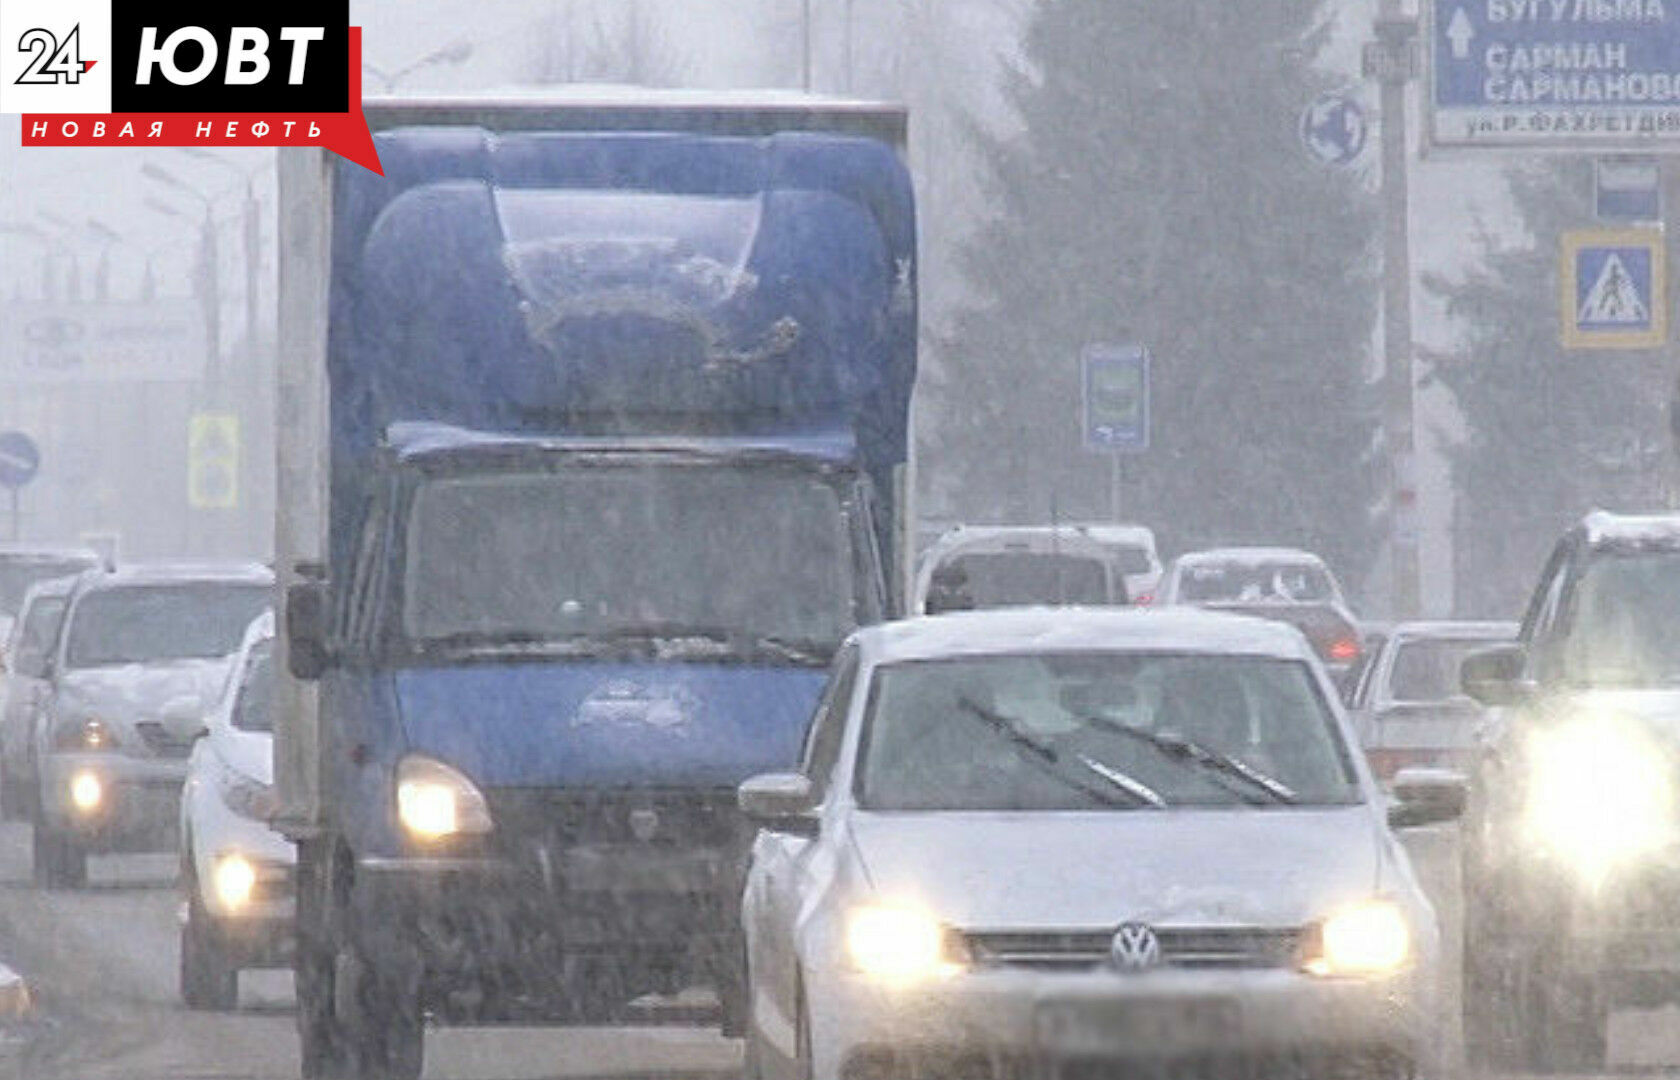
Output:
275 93 916 1079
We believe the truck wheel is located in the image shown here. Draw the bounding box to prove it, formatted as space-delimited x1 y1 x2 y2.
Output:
343 941 423 1080
31 818 87 889
180 886 239 1010
295 847 354 1080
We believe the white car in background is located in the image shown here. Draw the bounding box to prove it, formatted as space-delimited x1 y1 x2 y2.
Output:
1066 523 1163 604
179 611 294 1010
738 608 1460 1080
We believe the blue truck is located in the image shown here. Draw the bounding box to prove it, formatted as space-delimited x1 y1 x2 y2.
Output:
272 93 916 1078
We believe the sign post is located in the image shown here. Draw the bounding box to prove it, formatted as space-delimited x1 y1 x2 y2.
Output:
0 431 41 541
1082 344 1151 522
1429 0 1680 150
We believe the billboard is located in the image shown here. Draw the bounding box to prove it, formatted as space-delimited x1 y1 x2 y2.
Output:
0 299 206 383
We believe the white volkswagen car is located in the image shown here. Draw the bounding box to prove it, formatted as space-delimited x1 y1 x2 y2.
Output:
178 611 294 1010
739 608 1460 1080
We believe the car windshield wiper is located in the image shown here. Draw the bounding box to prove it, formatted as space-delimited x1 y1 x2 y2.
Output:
1077 714 1298 805
955 697 1165 809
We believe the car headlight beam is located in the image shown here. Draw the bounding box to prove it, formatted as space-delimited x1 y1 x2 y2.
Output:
1304 899 1410 977
845 905 963 983
212 853 258 912
69 771 102 813
1523 720 1674 883
395 755 492 841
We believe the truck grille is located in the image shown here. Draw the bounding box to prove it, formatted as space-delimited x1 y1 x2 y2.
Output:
964 926 1302 971
484 787 744 850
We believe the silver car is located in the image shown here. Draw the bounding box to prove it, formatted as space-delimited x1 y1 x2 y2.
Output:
0 575 77 820
32 562 272 888
739 607 1460 1080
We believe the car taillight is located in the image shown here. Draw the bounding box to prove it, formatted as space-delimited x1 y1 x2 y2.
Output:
1328 637 1360 662
1135 594 1153 606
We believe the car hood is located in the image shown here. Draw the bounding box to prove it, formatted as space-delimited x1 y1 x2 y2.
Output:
846 806 1386 929
393 662 826 788
56 658 230 726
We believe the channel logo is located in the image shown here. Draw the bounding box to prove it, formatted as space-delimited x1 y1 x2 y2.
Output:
0 1 380 172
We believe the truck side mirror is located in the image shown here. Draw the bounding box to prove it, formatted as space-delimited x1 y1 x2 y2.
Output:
286 580 332 681
1460 644 1531 707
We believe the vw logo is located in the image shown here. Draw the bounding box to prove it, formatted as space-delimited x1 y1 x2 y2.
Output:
1110 923 1161 972
628 807 661 842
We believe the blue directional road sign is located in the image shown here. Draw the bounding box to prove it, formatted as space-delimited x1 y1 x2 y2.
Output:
1083 344 1150 454
0 432 39 490
1560 228 1666 349
1300 94 1369 166
1431 0 1680 149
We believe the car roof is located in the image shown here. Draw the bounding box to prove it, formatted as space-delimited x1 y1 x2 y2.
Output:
1580 510 1680 550
1387 619 1517 641
19 575 79 604
922 525 1114 560
855 607 1315 666
0 544 101 564
73 561 274 592
1173 546 1326 567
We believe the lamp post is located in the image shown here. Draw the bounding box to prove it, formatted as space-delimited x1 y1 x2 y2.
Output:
176 149 267 356
142 163 222 393
0 222 56 300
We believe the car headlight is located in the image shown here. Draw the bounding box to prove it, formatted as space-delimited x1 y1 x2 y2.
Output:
69 770 103 813
54 718 116 751
845 905 965 982
212 853 258 912
1302 899 1410 977
395 755 492 841
1523 720 1673 883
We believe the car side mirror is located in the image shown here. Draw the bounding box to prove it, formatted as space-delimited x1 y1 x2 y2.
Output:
1386 767 1468 830
159 695 208 742
286 579 332 681
738 772 819 838
1460 644 1532 707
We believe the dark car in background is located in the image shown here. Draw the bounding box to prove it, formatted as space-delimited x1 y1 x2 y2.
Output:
1161 547 1364 685
1346 620 1516 784
31 562 272 888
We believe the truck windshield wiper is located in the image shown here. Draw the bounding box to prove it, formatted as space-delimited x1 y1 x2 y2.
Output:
597 624 831 665
1077 714 1298 805
955 698 1165 809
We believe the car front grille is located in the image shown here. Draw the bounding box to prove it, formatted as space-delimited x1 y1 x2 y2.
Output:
483 787 744 851
964 926 1303 972
133 721 194 758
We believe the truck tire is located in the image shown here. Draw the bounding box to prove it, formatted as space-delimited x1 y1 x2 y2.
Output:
295 846 354 1080
342 934 423 1080
31 817 87 889
180 887 238 1010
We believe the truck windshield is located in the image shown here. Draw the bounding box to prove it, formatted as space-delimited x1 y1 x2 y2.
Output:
403 465 857 650
65 585 271 669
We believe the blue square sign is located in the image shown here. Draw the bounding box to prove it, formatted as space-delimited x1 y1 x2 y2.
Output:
1083 344 1150 453
1561 229 1666 349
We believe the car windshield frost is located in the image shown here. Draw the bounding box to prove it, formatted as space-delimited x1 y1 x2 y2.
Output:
65 584 271 668
403 466 856 648
857 651 1359 810
1554 552 1680 687
946 552 1109 607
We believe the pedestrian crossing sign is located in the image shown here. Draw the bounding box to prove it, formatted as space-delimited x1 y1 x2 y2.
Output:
1561 229 1665 350
188 413 240 510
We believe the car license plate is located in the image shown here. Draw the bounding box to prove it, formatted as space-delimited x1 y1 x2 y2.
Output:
1036 998 1241 1056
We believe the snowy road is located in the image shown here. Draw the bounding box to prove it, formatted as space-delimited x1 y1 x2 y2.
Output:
0 823 740 1080
0 816 1669 1080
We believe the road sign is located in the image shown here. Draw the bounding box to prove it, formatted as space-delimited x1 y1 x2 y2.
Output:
0 432 40 490
188 413 240 509
1429 0 1680 149
1560 229 1666 349
1299 93 1369 166
1083 345 1150 453
1596 157 1661 220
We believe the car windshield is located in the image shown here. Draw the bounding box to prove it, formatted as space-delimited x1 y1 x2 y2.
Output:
1556 552 1680 687
64 584 270 668
857 652 1358 811
943 552 1110 607
0 557 94 613
403 466 856 648
1388 636 1506 702
10 596 67 675
1179 561 1334 604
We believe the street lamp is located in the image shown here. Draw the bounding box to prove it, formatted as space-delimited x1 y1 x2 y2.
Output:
363 38 474 92
0 221 54 300
88 218 162 302
141 167 221 388
174 149 267 354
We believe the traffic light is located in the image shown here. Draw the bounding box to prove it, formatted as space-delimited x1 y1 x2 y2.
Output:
188 413 239 509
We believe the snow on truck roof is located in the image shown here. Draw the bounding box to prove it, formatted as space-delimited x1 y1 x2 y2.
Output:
856 607 1316 666
1581 510 1680 548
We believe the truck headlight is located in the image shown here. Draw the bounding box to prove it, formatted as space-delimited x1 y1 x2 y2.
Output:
1524 720 1673 883
395 755 492 841
1303 899 1410 977
845 904 964 982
